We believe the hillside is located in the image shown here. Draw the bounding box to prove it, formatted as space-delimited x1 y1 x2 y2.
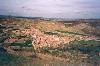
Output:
0 18 100 65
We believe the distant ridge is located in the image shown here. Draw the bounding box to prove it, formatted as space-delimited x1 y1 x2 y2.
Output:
0 15 42 19
0 15 100 22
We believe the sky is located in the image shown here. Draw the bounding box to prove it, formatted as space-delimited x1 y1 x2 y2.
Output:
0 0 100 19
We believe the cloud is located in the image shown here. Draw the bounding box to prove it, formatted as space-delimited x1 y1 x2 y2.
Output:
0 0 100 18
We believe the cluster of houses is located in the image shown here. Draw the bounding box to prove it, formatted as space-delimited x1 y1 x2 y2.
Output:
5 25 97 51
1 19 98 52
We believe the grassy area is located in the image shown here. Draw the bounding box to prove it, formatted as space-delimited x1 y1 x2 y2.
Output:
10 40 32 47
44 32 60 36
0 54 25 64
56 30 87 36
41 46 67 58
9 34 29 38
69 40 100 53
39 46 89 63
39 40 100 61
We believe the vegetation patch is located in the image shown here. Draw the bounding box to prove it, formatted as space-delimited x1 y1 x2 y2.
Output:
41 47 66 58
39 40 100 61
69 40 100 54
44 32 59 35
0 54 25 64
10 40 32 47
9 34 28 38
56 30 87 36
39 46 88 63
